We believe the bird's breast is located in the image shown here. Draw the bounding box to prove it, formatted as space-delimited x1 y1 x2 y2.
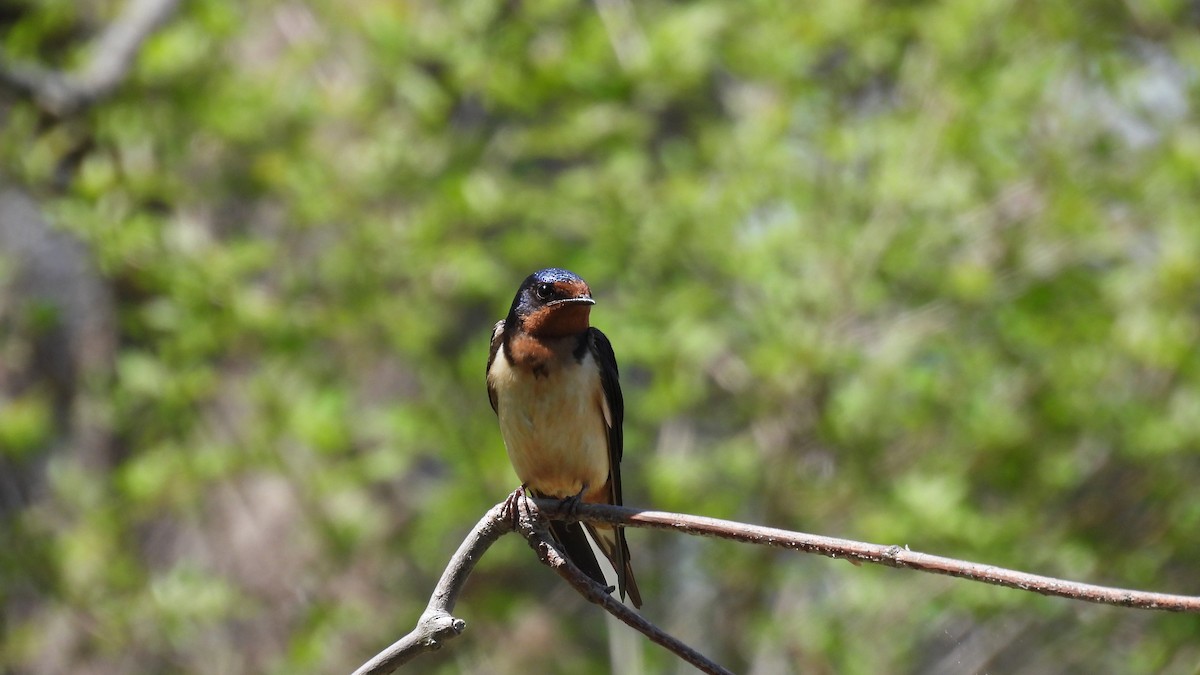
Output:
488 346 611 500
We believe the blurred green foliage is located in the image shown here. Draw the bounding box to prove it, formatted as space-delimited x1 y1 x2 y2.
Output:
2 0 1200 673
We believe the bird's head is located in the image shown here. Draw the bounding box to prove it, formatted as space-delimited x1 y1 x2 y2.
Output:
507 267 595 338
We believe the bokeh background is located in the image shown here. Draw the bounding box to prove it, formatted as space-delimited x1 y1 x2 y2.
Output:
3 0 1200 673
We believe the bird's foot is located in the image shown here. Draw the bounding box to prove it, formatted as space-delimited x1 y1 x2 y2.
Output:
502 483 529 529
560 484 587 518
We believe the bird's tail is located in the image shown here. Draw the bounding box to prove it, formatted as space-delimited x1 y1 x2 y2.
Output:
548 519 608 590
586 522 642 609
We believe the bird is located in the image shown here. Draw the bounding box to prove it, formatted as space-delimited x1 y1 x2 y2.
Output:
486 267 642 608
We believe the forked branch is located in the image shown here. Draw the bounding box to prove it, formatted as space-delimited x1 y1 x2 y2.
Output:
351 497 732 675
352 495 1200 674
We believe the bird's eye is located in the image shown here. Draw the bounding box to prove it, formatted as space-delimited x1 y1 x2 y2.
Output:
534 283 554 301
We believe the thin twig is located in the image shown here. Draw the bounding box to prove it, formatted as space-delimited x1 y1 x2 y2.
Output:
0 0 181 115
534 499 1200 614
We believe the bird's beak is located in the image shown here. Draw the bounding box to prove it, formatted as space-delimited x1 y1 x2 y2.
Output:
547 296 595 307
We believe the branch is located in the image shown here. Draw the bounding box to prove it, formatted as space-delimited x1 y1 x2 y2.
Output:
352 497 734 675
533 499 1200 614
353 497 1200 675
0 0 181 116
349 502 511 675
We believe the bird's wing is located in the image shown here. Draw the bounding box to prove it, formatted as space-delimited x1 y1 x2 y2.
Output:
585 327 641 607
588 327 624 488
486 320 505 414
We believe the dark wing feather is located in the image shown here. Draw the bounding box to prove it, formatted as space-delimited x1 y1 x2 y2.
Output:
588 327 624 471
587 327 642 607
485 320 505 414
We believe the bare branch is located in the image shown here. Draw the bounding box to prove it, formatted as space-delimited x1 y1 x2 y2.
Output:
0 0 181 116
534 499 1200 614
349 503 511 675
352 496 1200 674
352 497 732 675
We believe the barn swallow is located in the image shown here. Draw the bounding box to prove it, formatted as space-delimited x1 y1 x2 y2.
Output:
486 268 642 608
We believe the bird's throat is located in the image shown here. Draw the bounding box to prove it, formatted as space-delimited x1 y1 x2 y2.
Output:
521 304 591 339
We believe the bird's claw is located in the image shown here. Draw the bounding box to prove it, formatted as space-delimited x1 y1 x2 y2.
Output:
502 483 529 529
